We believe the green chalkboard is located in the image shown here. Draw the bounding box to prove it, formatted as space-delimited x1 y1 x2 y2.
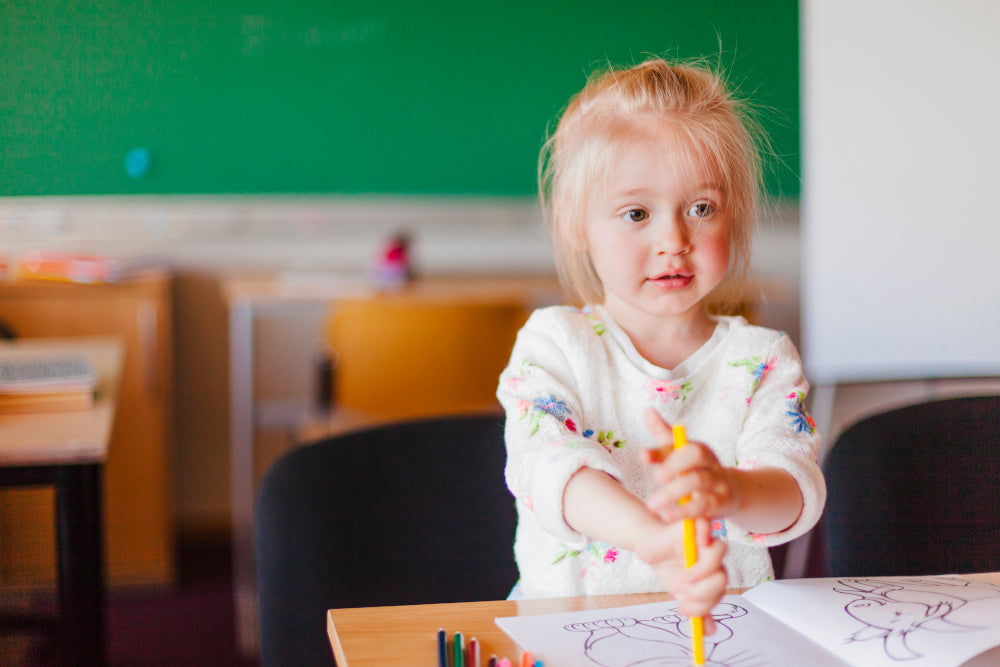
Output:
2 1 799 198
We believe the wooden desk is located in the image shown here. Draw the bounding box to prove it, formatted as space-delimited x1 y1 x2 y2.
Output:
222 272 562 655
328 573 1000 666
0 273 175 589
0 337 124 667
327 592 682 667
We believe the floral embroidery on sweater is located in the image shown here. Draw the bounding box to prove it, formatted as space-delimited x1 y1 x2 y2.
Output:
552 540 620 580
594 430 625 452
646 378 692 405
586 315 607 336
571 305 607 335
519 396 627 452
505 358 541 392
785 388 817 434
520 395 577 435
729 355 777 403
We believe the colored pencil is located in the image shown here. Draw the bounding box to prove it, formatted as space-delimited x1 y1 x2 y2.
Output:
454 631 465 667
674 424 705 665
469 637 481 667
437 628 448 667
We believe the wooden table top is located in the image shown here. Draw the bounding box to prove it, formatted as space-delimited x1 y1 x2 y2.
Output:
0 336 123 465
222 272 564 306
327 592 685 667
328 573 1000 666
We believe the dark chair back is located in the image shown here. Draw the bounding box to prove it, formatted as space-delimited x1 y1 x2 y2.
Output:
823 395 1000 577
255 414 518 667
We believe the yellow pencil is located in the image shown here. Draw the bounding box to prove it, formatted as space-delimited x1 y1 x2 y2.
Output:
673 424 705 666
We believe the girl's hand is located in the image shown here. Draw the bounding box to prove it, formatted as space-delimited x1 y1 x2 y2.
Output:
642 408 740 523
636 517 728 631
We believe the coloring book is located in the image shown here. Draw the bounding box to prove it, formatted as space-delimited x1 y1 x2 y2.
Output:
495 575 1000 666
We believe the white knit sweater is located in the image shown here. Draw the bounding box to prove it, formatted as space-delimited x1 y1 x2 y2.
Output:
497 305 826 599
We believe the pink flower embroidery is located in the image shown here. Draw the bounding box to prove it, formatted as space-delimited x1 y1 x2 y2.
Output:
603 548 619 564
646 379 692 405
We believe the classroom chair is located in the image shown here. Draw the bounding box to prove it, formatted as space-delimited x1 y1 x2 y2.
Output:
822 395 1000 577
254 413 519 667
322 297 529 421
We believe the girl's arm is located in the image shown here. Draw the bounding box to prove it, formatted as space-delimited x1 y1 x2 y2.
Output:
643 408 804 535
498 311 629 547
725 466 802 535
563 467 665 554
563 467 728 622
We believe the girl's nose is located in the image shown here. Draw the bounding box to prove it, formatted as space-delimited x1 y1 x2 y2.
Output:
654 218 691 256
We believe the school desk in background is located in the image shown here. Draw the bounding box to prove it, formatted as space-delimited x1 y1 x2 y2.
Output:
0 336 124 666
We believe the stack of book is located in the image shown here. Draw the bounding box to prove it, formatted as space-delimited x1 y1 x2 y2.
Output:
14 248 164 284
0 352 97 413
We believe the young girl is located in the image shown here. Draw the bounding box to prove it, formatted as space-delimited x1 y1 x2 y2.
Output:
497 58 826 623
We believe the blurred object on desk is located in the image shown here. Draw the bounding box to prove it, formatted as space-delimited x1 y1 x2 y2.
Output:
15 248 167 284
0 351 97 414
370 231 413 290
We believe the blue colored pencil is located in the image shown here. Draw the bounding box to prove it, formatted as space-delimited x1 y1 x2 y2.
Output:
437 628 448 667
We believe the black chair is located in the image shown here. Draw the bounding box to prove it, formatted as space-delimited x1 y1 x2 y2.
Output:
254 414 519 667
822 395 1000 577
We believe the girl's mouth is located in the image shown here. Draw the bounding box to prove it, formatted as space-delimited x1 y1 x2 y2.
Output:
649 273 693 289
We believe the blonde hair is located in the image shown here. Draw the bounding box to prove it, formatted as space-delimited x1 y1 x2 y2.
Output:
539 58 765 313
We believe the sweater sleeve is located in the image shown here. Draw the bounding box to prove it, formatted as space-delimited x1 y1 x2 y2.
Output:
730 332 827 546
496 309 625 549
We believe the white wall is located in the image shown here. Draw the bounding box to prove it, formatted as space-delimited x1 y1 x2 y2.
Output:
801 0 1000 385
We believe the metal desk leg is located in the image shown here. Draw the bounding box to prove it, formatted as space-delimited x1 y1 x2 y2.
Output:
56 463 106 666
229 298 258 656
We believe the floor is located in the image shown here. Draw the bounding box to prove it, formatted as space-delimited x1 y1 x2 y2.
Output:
0 533 258 666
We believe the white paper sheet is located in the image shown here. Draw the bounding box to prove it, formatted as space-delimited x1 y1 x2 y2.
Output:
743 575 1000 667
495 595 847 667
496 576 1000 667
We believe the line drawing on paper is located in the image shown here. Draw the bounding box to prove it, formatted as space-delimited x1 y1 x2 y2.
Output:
833 576 1000 661
563 602 765 667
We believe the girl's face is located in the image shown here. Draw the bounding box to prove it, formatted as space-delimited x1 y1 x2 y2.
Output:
585 125 732 332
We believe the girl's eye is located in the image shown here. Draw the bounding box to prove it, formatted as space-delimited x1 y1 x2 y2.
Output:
621 208 649 223
687 202 715 219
